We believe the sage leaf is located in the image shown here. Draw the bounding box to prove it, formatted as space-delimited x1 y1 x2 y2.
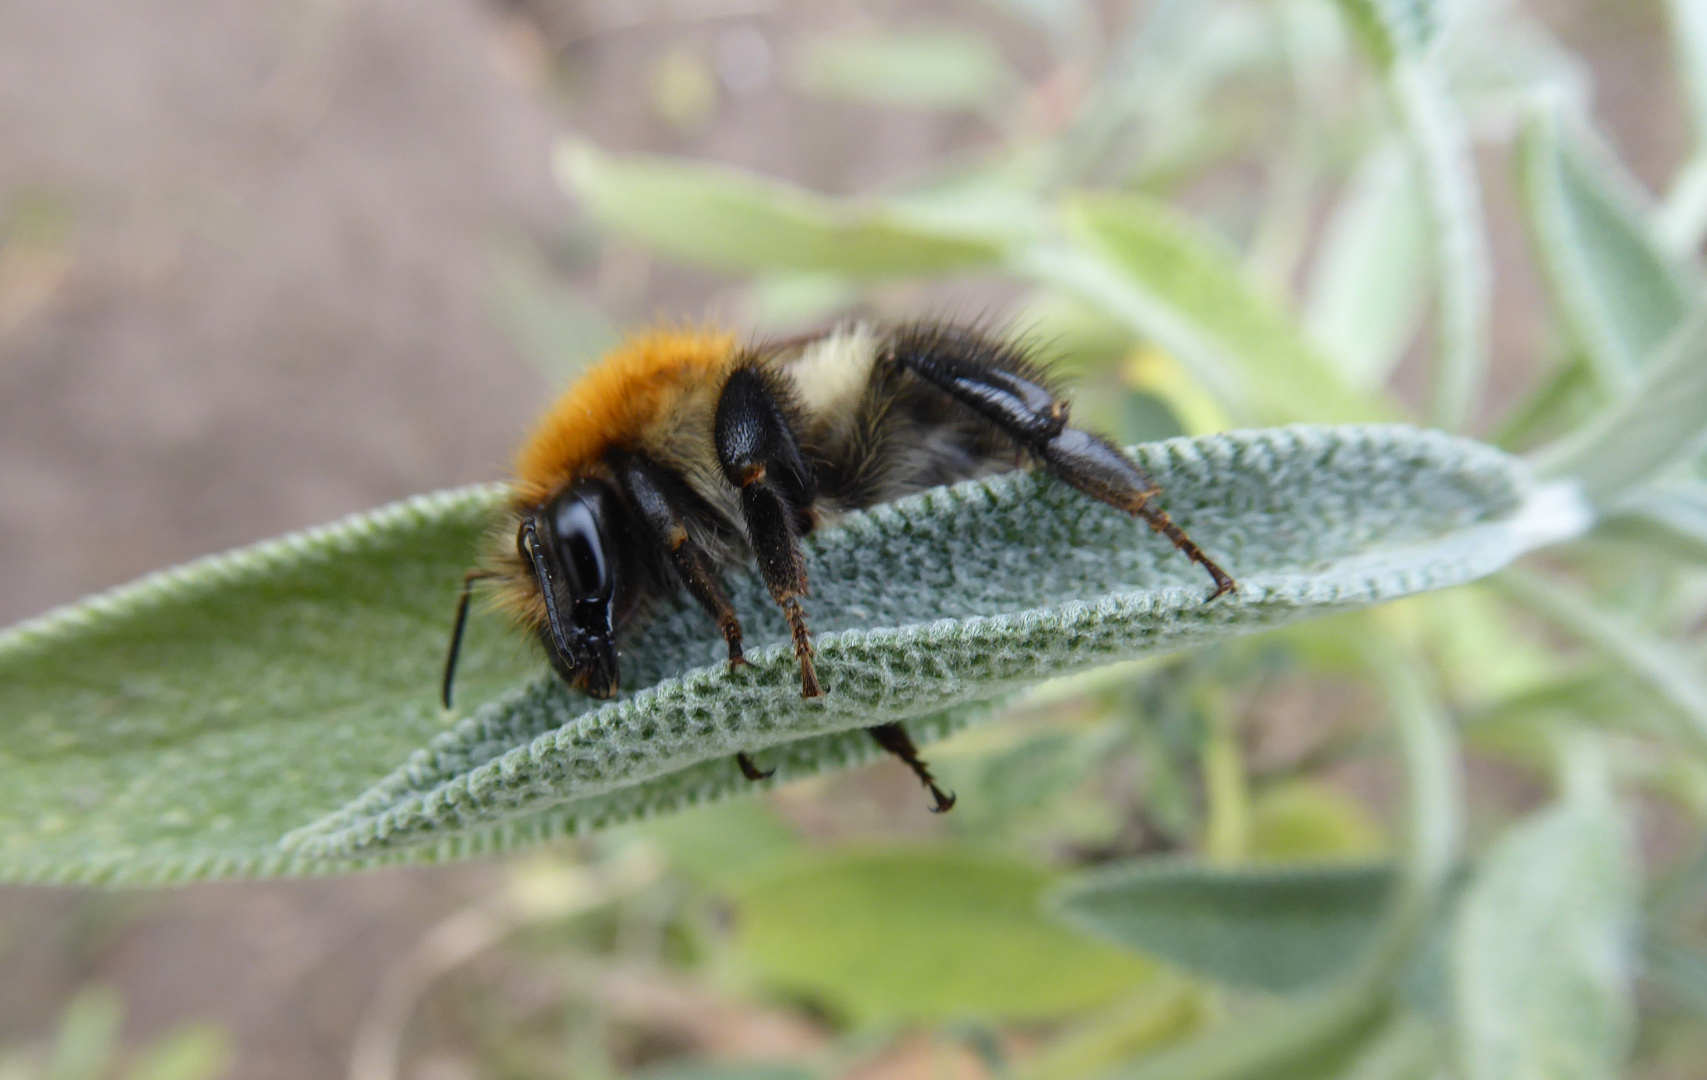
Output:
0 427 1587 883
1051 860 1396 994
1518 104 1697 391
791 31 1013 111
732 848 1156 1023
554 140 1012 277
1534 301 1707 505
1336 0 1491 430
1451 745 1638 1080
291 426 1582 863
1022 196 1384 424
1305 140 1432 392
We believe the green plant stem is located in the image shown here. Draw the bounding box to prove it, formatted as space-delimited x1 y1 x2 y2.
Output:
1393 58 1491 431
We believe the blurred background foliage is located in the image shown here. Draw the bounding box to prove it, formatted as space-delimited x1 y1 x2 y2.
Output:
3 0 1707 1077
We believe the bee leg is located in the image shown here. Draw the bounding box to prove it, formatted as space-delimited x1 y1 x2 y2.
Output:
736 752 774 781
867 723 956 813
614 453 748 667
887 342 1235 599
1038 429 1236 599
714 367 823 698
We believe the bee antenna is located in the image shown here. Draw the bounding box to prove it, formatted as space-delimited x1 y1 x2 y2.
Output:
442 569 495 708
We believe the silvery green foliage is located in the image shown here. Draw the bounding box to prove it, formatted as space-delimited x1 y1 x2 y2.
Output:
0 426 1582 882
286 426 1582 861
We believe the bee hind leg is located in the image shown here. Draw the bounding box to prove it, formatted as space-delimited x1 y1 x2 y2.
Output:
885 331 1235 599
1039 428 1236 600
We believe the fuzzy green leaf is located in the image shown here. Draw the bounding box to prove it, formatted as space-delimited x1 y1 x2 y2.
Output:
1025 196 1384 424
1306 141 1432 392
0 427 1587 883
1051 860 1395 994
1334 0 1440 68
1518 105 1697 391
1451 747 1638 1080
554 140 1012 277
792 31 1013 111
1534 302 1707 505
733 848 1156 1023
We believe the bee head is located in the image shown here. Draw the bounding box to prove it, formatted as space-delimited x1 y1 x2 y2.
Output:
520 478 623 698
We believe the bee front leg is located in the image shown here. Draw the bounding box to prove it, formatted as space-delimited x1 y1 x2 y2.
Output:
714 367 822 699
613 452 748 668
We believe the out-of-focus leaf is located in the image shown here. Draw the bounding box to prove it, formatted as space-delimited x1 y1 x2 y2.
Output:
0 427 1585 883
46 989 122 1080
554 140 1010 277
733 848 1158 1023
1448 22 1590 139
1335 1011 1443 1080
1011 979 1211 1080
1415 586 1561 707
1644 936 1707 1015
792 31 1013 111
1123 347 1229 436
1306 141 1432 391
1518 105 1696 391
1394 58 1490 430
629 799 798 890
1669 0 1707 148
1336 0 1488 429
1333 0 1439 68
1601 482 1707 563
1659 0 1707 251
1491 353 1604 453
1010 289 1138 381
1026 194 1383 424
1492 569 1707 760
740 272 859 333
630 1063 814 1080
127 1025 231 1080
1451 745 1638 1080
1049 0 1268 186
1535 302 1707 505
1250 781 1388 862
1052 859 1395 993
486 235 617 389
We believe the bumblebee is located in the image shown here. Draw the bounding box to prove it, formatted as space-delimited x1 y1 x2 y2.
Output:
443 321 1234 810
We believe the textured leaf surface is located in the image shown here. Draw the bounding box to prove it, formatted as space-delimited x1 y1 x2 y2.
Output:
0 426 1586 883
732 848 1156 1023
1051 860 1395 994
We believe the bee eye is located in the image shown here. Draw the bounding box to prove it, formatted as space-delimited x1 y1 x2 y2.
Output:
547 486 613 601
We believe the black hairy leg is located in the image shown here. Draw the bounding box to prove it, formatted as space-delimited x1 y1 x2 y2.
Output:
867 723 956 812
886 328 1236 599
613 451 749 667
1039 428 1235 598
714 366 822 699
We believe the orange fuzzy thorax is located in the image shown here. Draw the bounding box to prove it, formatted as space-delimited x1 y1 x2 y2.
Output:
510 327 740 508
